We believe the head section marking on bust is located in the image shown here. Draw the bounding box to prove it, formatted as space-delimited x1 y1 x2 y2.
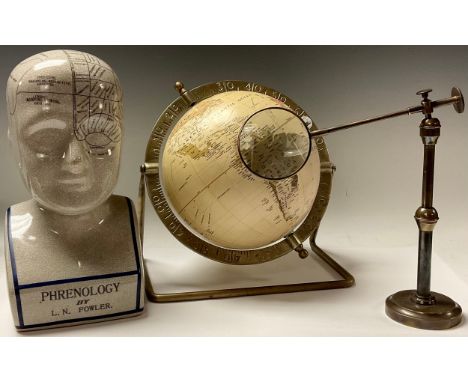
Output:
6 50 123 215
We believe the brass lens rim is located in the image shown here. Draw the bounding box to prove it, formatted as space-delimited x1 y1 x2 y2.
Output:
237 106 312 181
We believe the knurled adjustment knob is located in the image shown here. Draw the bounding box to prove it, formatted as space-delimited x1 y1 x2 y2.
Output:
416 89 432 99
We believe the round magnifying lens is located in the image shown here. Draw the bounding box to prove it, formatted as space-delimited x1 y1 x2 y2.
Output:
238 107 312 180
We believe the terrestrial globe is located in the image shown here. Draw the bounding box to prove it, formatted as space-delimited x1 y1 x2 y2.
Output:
145 81 332 265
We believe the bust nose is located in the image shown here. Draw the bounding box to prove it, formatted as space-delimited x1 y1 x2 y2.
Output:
64 138 85 163
61 138 90 175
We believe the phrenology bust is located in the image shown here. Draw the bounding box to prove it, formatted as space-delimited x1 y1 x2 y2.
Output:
5 50 144 331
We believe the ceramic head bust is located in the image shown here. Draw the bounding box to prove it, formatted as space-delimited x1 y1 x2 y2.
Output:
4 50 144 331
7 49 122 214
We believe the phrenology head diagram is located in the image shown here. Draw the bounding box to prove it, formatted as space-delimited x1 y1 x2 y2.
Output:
6 50 124 214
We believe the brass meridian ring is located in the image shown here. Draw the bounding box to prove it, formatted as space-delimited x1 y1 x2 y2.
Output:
145 80 333 265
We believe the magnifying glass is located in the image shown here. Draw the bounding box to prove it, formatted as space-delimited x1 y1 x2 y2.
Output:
238 107 312 180
239 87 465 181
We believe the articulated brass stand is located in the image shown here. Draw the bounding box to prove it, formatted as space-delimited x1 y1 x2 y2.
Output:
306 87 464 330
137 166 354 303
385 90 463 329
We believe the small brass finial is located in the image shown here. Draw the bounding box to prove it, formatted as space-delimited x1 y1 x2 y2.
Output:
174 80 195 107
175 81 186 95
297 246 309 259
285 232 308 258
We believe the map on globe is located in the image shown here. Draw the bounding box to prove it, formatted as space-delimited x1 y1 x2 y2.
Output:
161 90 321 250
239 107 311 180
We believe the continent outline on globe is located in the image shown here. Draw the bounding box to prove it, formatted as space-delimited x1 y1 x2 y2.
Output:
145 80 334 265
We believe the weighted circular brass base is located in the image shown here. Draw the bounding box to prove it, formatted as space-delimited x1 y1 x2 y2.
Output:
385 290 462 330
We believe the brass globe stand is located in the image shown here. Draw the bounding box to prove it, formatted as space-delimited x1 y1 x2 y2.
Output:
138 80 355 303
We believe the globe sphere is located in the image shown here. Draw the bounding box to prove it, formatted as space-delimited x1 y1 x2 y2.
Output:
160 90 321 250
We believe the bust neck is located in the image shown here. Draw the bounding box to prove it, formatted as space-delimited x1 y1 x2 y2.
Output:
30 198 113 238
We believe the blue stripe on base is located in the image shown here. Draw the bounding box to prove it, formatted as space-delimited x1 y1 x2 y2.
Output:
18 271 139 290
16 308 144 330
126 197 142 310
7 207 24 327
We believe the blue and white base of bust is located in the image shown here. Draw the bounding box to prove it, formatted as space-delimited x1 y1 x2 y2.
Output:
4 197 144 331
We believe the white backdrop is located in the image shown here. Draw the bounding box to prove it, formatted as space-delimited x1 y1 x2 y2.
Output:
1 46 468 336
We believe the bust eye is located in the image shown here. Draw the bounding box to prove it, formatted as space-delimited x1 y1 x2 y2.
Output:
85 132 112 148
23 118 69 155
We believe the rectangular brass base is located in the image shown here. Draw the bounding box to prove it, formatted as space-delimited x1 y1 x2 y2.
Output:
144 232 355 303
